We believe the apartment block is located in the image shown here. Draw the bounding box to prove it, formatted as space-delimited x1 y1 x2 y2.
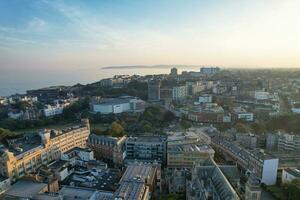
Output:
87 134 126 165
0 119 90 181
125 136 167 165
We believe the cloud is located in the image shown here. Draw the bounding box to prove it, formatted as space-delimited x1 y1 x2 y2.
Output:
27 17 47 31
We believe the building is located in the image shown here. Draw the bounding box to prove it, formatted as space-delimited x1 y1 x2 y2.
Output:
91 96 145 114
167 131 214 168
236 133 257 150
148 81 161 102
125 136 167 165
248 150 279 185
27 86 70 102
186 81 205 96
3 180 49 199
282 168 300 184
232 107 254 122
167 144 215 168
245 175 261 200
278 132 300 152
211 135 279 185
0 119 90 181
172 85 187 101
254 91 270 100
186 161 240 200
3 180 113 200
114 163 160 200
87 134 126 165
170 67 178 76
43 104 65 117
187 103 224 123
198 94 212 104
160 87 173 104
200 67 220 74
0 176 10 195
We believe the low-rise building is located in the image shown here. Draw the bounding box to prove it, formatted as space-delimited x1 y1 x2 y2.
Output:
198 94 212 104
0 176 10 195
187 103 224 123
282 168 300 184
232 107 254 122
114 163 160 200
91 96 145 114
245 175 261 200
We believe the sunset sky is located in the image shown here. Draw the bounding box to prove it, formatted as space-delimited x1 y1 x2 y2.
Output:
1 0 300 71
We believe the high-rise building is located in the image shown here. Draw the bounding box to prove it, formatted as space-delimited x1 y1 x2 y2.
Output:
170 67 178 76
148 81 161 101
172 85 187 101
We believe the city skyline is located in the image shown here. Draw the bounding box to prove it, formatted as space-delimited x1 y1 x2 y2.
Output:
1 0 300 73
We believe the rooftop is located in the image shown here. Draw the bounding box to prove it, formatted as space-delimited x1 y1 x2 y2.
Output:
285 168 300 177
59 186 97 200
4 180 47 198
92 96 140 105
127 136 167 143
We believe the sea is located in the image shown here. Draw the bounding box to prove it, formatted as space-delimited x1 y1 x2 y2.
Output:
0 66 201 97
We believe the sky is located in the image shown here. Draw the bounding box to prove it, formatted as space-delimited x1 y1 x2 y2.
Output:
1 0 300 73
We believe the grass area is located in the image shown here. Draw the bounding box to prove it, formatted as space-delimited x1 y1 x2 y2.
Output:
90 123 110 131
266 185 286 200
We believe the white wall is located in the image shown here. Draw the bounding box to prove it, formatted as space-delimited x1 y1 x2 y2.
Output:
281 169 300 184
261 158 279 185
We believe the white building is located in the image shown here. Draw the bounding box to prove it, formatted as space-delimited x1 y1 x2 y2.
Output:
249 151 279 185
91 96 145 114
254 91 270 100
43 104 65 117
198 94 212 104
282 168 300 184
233 107 254 122
172 86 187 100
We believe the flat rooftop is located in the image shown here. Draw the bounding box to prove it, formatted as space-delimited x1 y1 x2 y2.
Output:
59 186 97 200
4 180 47 198
120 164 157 183
6 133 42 156
168 143 214 153
127 136 166 143
92 96 138 105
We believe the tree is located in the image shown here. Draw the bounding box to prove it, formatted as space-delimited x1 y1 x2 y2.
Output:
234 122 249 133
180 120 191 130
110 121 126 137
0 128 18 143
283 179 300 200
163 111 176 122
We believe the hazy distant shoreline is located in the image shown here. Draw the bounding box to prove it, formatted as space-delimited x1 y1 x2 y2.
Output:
101 65 202 70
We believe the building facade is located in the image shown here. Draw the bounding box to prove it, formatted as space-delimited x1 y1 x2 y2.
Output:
87 134 126 165
0 119 90 181
125 136 167 165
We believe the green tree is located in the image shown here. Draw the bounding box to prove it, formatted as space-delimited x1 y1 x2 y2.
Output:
180 120 191 130
110 121 126 137
234 122 249 133
283 179 300 200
